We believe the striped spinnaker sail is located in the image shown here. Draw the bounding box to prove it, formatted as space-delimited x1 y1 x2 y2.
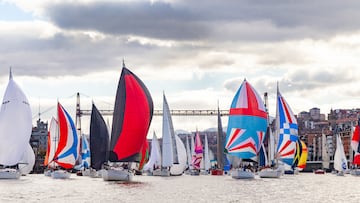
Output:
191 131 203 170
297 140 308 170
225 80 267 161
53 103 79 169
276 86 298 167
79 135 91 169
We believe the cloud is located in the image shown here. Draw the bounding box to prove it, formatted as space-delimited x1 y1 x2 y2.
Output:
46 1 208 40
41 0 360 42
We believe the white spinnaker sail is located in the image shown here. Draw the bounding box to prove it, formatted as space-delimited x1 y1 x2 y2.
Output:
19 144 35 175
170 134 187 175
0 72 32 166
144 132 162 172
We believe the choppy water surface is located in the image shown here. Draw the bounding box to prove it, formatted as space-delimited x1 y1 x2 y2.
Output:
1 173 359 203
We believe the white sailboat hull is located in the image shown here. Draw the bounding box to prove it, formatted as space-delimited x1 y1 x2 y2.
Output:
231 169 255 179
153 168 170 177
89 169 103 178
200 170 209 175
259 168 281 178
44 169 52 177
51 170 71 179
102 169 133 181
189 169 200 176
350 169 360 176
0 168 21 179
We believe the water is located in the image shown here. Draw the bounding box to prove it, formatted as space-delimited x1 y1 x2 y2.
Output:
0 173 359 203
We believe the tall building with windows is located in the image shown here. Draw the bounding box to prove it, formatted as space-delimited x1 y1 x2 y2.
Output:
30 119 48 173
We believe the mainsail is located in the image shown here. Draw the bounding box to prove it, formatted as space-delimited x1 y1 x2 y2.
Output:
204 134 211 171
216 107 225 170
225 79 267 161
162 93 178 166
276 85 298 168
90 103 109 170
44 117 59 168
334 134 348 172
0 70 32 166
108 66 153 162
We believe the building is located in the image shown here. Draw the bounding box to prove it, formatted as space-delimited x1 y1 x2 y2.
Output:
309 107 321 121
30 119 48 173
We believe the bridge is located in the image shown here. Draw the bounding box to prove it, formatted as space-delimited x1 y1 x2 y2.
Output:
78 109 229 116
74 92 229 134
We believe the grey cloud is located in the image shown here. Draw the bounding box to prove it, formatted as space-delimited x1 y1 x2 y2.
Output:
45 0 360 41
46 1 208 40
223 68 353 98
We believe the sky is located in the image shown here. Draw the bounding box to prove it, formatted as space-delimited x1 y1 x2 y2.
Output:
1 0 360 137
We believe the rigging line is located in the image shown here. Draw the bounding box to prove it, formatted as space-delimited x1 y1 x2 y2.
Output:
32 105 56 119
65 93 77 99
79 92 113 106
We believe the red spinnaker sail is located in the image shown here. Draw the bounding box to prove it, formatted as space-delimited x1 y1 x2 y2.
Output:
109 66 153 162
352 123 360 165
138 138 149 170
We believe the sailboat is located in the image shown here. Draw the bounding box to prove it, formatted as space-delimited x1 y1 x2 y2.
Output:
290 138 308 174
51 102 80 179
89 103 109 178
334 133 348 176
18 144 35 175
190 131 203 175
200 134 211 175
296 139 308 172
0 69 32 179
75 135 91 176
102 63 153 181
135 137 149 175
259 128 282 178
225 79 267 179
259 92 281 178
351 119 360 176
44 117 59 176
153 93 178 176
275 84 298 175
185 134 192 174
211 107 225 175
170 133 187 176
143 132 162 175
315 130 329 174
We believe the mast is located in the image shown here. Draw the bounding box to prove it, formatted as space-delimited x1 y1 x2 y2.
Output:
216 103 224 170
76 93 82 165
76 92 82 139
264 92 271 165
275 82 279 167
